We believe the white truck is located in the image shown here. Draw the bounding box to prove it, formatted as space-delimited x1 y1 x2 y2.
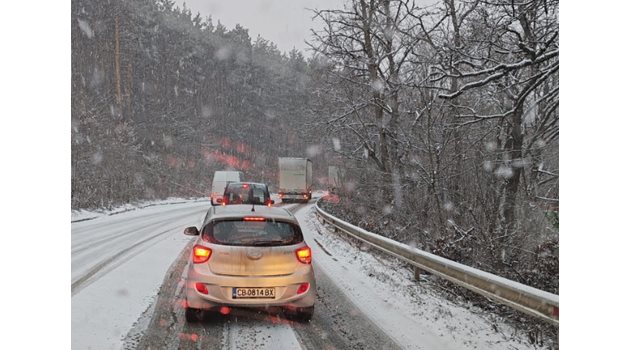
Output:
278 157 313 203
210 170 244 205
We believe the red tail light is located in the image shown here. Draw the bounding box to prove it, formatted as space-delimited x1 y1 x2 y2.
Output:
295 246 312 264
297 282 310 295
193 245 212 263
195 282 208 294
244 217 265 221
242 184 249 188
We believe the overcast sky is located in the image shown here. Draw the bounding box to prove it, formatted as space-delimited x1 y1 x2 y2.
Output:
173 0 346 54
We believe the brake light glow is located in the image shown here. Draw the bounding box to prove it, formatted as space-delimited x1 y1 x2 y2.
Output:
295 246 312 264
297 282 310 295
244 217 265 221
195 282 208 294
192 245 212 263
242 184 249 188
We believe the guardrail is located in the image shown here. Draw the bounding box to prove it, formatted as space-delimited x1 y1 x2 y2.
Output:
314 198 559 325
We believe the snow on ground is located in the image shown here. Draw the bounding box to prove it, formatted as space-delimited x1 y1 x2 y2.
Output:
72 235 190 349
223 318 302 349
71 197 209 222
295 204 534 350
72 200 210 349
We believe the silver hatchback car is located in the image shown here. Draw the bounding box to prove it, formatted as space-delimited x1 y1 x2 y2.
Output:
183 205 316 322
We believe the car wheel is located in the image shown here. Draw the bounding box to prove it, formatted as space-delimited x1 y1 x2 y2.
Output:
293 306 314 323
185 307 204 322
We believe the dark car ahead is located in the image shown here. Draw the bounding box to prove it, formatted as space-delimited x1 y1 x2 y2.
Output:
220 182 274 206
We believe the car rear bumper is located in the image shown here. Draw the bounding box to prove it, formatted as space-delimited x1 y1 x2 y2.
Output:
185 266 316 310
279 192 311 202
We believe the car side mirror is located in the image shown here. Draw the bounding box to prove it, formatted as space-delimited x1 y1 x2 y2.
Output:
184 226 199 236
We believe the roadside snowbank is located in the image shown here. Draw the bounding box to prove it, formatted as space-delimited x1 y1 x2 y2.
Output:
71 197 209 222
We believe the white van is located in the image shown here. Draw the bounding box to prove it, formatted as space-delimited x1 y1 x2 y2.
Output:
210 171 244 205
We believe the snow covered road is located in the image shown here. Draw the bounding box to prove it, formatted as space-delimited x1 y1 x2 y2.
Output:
72 198 535 349
72 200 211 349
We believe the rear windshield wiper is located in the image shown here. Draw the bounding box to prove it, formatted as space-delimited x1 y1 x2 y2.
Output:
248 240 288 246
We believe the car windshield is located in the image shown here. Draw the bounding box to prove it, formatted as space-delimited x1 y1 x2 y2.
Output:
202 219 302 246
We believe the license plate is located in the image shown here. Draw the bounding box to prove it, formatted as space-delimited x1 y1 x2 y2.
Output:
232 287 275 299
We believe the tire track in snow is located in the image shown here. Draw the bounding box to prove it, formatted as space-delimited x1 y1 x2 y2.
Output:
129 240 196 350
71 227 175 295
72 214 187 255
71 202 209 295
72 202 207 242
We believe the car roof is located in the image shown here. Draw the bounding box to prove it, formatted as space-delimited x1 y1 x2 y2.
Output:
203 205 296 225
225 182 267 187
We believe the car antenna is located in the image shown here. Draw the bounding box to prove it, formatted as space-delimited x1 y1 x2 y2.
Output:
251 203 255 212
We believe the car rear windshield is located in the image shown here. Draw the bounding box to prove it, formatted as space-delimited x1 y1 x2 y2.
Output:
202 219 303 246
224 184 268 205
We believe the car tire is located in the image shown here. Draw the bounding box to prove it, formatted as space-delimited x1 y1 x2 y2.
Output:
293 306 314 323
185 307 204 322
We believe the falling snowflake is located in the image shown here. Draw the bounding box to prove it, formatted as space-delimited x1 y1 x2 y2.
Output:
370 78 385 93
494 165 514 179
92 151 103 165
77 18 94 38
306 144 322 157
485 141 497 152
332 137 341 151
215 46 232 61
